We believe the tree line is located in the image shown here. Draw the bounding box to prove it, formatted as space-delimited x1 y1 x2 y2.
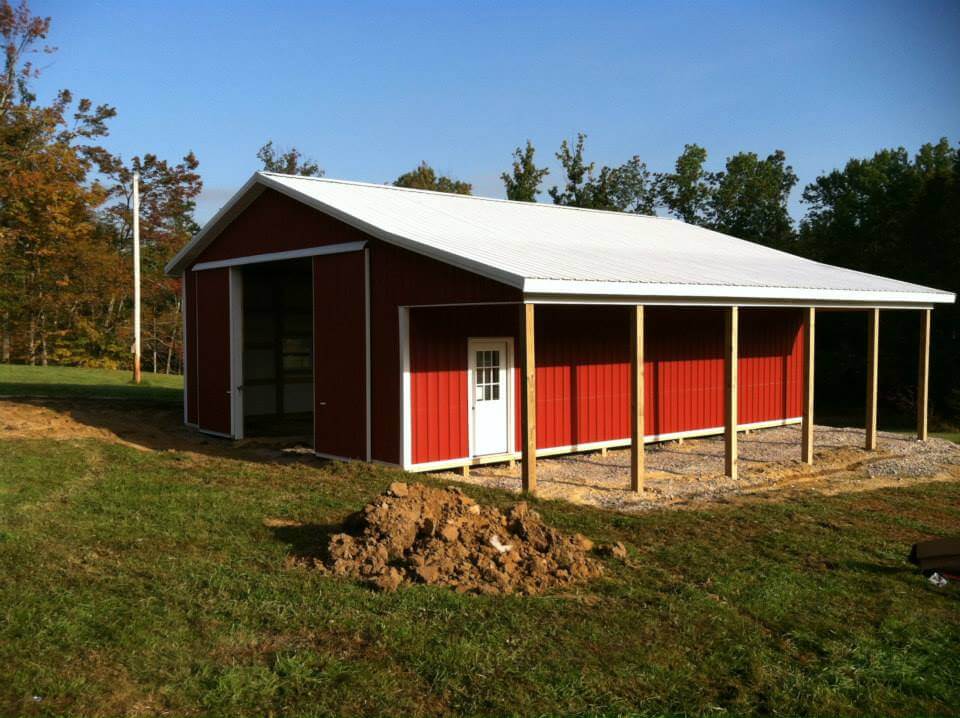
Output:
1 1 957 424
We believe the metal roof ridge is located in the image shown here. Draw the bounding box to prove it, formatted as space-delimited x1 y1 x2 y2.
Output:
258 171 675 222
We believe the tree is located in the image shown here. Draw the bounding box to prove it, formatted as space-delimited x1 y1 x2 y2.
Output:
0 0 117 365
99 152 202 371
709 150 797 248
657 143 712 224
548 133 595 207
257 140 322 176
393 161 471 194
799 139 960 422
596 156 657 215
501 140 549 202
549 134 656 213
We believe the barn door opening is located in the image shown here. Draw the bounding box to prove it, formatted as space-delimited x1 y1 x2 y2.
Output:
469 338 514 457
240 258 314 444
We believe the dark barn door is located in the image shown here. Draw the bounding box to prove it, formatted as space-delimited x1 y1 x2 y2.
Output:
313 252 367 459
195 267 233 436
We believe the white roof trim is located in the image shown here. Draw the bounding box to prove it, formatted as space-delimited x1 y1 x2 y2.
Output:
166 172 955 307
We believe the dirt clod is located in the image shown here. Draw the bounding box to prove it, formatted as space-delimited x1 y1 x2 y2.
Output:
315 482 603 594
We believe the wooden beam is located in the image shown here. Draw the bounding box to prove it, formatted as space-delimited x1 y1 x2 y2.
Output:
724 307 738 479
801 307 815 464
521 303 537 493
917 308 931 442
865 308 879 451
630 305 645 492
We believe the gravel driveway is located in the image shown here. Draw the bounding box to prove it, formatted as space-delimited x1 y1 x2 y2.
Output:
440 425 960 512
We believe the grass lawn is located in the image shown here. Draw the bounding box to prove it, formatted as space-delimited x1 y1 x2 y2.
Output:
1 436 959 716
0 364 182 403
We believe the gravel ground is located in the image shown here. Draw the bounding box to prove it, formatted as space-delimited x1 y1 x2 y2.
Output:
437 425 960 513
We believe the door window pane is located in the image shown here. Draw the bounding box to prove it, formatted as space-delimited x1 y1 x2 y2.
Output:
475 349 501 402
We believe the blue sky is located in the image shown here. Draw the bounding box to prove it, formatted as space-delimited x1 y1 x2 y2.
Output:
33 0 960 223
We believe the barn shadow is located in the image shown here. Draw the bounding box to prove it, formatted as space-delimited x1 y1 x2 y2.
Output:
0 394 332 467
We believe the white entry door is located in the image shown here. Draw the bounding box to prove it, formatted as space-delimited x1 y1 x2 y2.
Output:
469 339 511 457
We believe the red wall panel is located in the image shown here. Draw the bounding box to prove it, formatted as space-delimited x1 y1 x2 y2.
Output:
370 240 522 464
184 269 198 425
313 252 367 459
195 189 370 264
194 268 231 435
408 306 805 465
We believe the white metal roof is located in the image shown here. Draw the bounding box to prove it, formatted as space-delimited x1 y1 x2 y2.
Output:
166 172 954 307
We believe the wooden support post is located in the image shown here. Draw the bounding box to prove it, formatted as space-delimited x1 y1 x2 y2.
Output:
630 305 645 492
801 307 815 464
724 307 738 479
460 464 470 478
521 303 537 494
600 446 608 457
865 308 879 451
917 308 931 442
507 458 516 470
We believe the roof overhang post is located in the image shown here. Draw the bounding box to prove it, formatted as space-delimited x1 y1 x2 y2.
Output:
724 306 739 479
521 302 537 494
865 308 880 451
801 307 815 464
917 308 931 441
630 305 645 492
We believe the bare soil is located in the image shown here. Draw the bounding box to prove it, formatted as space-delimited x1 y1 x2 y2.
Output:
446 425 960 512
304 482 608 594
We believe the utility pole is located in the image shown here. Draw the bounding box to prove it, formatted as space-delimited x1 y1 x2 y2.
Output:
132 171 142 384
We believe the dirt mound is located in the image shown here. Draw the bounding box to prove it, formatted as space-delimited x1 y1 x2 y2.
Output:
316 482 607 594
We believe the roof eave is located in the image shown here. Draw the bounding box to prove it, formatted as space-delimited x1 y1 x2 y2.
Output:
522 278 955 308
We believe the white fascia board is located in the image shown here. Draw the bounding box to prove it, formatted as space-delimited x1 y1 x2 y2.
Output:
191 241 367 271
255 174 525 290
165 174 265 277
522 278 955 307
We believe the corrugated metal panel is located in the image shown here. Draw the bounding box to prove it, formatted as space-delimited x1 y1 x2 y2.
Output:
408 306 804 464
194 268 231 435
195 188 370 264
168 173 953 305
370 241 521 465
184 269 198 424
739 309 804 424
313 252 367 459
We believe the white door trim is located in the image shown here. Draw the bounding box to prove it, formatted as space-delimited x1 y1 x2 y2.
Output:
467 336 515 459
399 307 412 469
229 267 244 439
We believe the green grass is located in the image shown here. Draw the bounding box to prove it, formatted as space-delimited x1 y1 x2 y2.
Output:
1 437 958 716
0 364 182 403
933 432 960 444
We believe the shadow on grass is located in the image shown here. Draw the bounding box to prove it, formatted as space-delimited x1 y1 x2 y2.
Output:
269 520 355 563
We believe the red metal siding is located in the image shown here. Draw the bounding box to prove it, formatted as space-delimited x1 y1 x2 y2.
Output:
313 252 367 459
195 189 370 264
409 305 520 464
408 305 805 465
194 268 231 435
739 308 804 424
184 269 198 424
370 240 522 464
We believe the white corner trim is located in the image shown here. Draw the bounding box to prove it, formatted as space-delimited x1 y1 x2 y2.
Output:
192 241 367 272
399 307 412 469
364 247 372 462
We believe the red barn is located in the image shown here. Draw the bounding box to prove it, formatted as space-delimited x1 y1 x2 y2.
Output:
165 173 954 490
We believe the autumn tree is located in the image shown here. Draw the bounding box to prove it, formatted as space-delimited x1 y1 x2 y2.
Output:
99 152 202 371
257 140 323 176
501 141 549 202
393 161 471 194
